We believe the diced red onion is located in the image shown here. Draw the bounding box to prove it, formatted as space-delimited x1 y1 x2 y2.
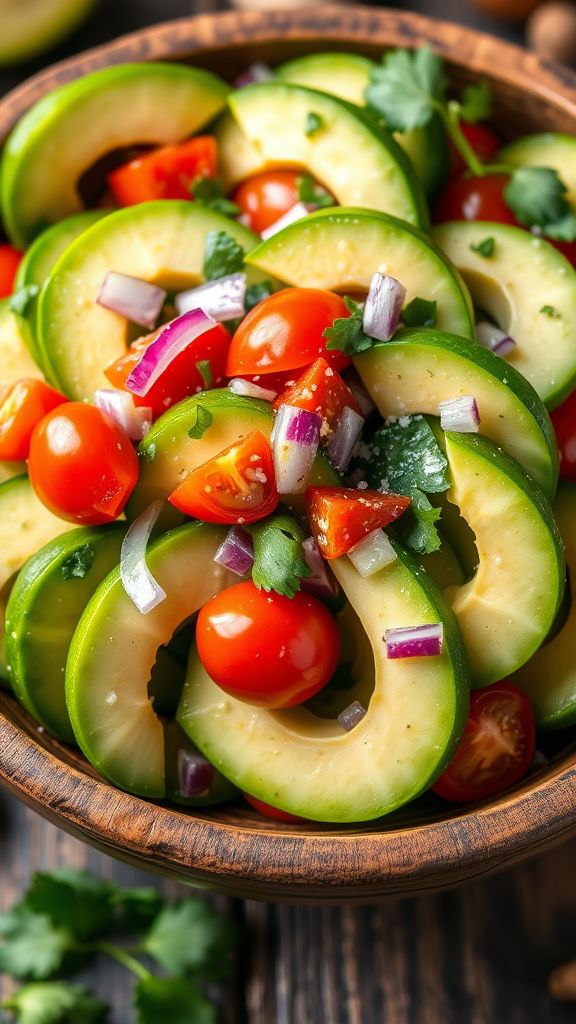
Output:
326 405 364 471
260 202 312 241
228 378 277 402
475 321 517 358
126 308 216 397
343 368 376 417
175 273 246 322
362 273 406 342
347 528 396 578
385 623 443 659
214 526 254 576
338 701 367 732
120 501 166 615
94 388 152 441
233 63 274 88
271 405 321 494
96 271 166 330
177 749 215 797
439 395 480 433
301 536 339 600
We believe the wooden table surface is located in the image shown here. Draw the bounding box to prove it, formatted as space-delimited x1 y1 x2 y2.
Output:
1 1 576 1021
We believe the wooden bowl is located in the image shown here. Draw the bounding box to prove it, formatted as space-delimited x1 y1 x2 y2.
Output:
1 5 575 903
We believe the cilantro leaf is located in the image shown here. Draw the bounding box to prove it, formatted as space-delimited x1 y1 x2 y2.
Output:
195 360 212 389
3 981 106 1024
459 81 492 123
191 177 241 218
305 111 324 137
366 46 447 132
540 304 561 318
324 296 373 356
401 489 443 555
140 900 234 978
109 887 165 934
0 907 73 979
296 174 333 209
134 976 215 1024
203 231 245 281
250 515 310 598
244 280 273 312
504 167 576 240
60 544 95 581
9 284 39 317
470 236 495 258
188 407 213 439
24 870 117 941
402 297 437 328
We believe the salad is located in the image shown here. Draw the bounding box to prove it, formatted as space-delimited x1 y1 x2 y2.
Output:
0 46 574 824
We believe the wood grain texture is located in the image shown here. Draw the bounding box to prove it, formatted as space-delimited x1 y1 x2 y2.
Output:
0 4 575 902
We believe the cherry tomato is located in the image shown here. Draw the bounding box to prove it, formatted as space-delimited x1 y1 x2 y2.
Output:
449 122 502 179
0 379 67 461
105 322 230 419
0 244 23 299
307 486 411 559
243 792 306 822
226 288 351 378
196 581 340 708
28 403 138 525
432 682 536 803
169 430 278 525
273 357 360 433
550 389 576 480
232 170 304 234
108 136 217 205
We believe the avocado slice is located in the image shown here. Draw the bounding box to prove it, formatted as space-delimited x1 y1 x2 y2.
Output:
126 388 339 528
177 540 468 823
37 201 267 399
0 298 44 384
0 0 95 66
442 432 565 687
275 52 449 200
512 483 576 729
1 62 230 247
434 221 576 408
226 83 428 229
5 525 125 743
498 133 576 208
246 208 474 339
353 328 558 499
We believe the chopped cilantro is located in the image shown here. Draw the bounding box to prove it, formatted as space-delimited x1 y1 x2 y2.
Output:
203 230 245 281
60 544 95 581
470 236 495 258
188 406 213 439
402 296 437 328
195 359 213 389
540 304 561 318
504 167 576 241
9 284 39 317
305 111 324 137
296 174 333 208
323 296 373 356
365 46 447 132
250 514 310 598
191 176 241 218
458 81 492 123
245 280 273 312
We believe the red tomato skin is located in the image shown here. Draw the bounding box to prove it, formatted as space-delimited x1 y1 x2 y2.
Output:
28 403 138 525
232 171 303 234
226 288 351 377
104 323 230 419
243 792 307 823
432 682 536 803
273 357 361 432
307 486 411 559
449 122 502 178
0 379 67 461
0 245 23 298
169 430 278 525
108 136 217 205
551 389 576 480
196 581 341 708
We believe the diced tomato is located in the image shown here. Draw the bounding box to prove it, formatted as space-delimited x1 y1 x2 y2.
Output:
550 389 576 480
226 288 351 377
243 792 307 822
273 357 360 435
0 379 68 461
108 136 217 205
232 170 304 234
306 485 411 559
449 121 502 179
169 430 278 525
0 245 23 299
104 322 230 419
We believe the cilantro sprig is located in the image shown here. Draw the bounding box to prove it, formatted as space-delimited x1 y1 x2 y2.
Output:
191 177 241 218
323 297 373 356
203 230 245 281
250 514 310 598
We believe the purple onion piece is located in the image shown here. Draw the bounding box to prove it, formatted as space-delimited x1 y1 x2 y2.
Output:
228 378 277 402
343 368 376 417
385 623 443 659
438 395 480 433
362 272 406 342
272 406 322 494
233 62 274 88
347 528 396 578
260 202 312 241
475 321 517 358
175 273 247 322
94 389 152 441
178 749 215 797
338 701 367 732
326 405 364 471
97 271 166 330
301 536 339 600
214 526 254 576
126 308 216 397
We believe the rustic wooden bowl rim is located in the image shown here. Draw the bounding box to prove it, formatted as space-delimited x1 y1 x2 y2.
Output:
1 5 575 900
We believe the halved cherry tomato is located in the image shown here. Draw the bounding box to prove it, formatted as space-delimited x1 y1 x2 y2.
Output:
232 170 304 234
169 430 278 525
105 322 230 419
28 403 138 525
432 681 536 803
243 792 307 823
551 389 576 480
226 288 351 377
196 581 340 708
273 357 360 434
307 485 411 559
449 122 502 178
108 136 217 205
0 379 68 461
0 244 23 299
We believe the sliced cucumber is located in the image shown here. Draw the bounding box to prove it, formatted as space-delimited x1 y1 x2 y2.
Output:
247 208 474 339
0 298 43 386
434 220 576 407
1 63 230 247
0 0 95 66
